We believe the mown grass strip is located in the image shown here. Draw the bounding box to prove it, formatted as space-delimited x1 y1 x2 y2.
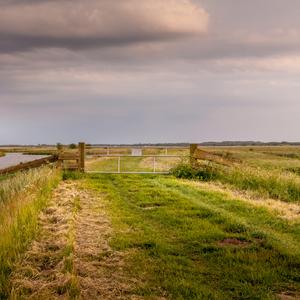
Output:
83 174 300 299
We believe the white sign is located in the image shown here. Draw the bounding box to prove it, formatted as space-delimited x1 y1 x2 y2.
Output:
132 148 142 156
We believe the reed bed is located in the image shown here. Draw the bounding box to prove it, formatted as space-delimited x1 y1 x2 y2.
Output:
0 166 61 296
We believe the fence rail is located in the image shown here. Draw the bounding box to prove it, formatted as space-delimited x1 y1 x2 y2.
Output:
0 155 57 175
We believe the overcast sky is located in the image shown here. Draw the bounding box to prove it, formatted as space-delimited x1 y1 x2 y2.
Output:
1 0 300 144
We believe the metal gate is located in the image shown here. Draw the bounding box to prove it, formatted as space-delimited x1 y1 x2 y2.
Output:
85 146 189 174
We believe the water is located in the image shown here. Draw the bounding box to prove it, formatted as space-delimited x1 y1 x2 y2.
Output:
0 153 47 170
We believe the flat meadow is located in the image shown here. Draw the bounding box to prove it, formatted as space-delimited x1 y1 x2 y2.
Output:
0 145 300 299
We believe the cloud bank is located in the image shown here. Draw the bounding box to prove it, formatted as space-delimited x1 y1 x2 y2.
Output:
1 0 300 144
0 0 209 52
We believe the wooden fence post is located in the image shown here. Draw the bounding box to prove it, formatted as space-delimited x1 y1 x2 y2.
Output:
79 142 85 172
57 143 63 169
190 144 198 167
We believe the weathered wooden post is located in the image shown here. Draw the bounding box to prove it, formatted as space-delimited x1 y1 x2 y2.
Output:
57 143 63 169
79 142 85 172
190 144 198 167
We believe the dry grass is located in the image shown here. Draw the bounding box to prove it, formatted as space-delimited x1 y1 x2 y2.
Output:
0 168 56 206
181 180 300 221
9 181 133 299
0 166 60 297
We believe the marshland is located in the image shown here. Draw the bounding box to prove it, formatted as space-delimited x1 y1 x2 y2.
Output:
0 145 299 299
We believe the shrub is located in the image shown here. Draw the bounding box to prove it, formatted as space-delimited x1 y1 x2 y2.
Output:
171 164 195 179
62 171 84 181
171 163 218 181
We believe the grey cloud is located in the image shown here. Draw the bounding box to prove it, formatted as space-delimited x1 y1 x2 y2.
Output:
1 0 300 144
0 0 208 53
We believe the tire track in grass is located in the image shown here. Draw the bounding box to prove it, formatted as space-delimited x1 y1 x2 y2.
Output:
73 185 131 299
9 181 132 299
10 181 76 299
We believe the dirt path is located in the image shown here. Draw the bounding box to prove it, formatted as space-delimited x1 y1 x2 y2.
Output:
9 181 132 299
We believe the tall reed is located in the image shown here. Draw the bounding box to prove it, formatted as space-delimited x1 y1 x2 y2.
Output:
172 162 300 203
0 166 61 297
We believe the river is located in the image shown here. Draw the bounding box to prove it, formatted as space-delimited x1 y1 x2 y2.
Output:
0 153 47 170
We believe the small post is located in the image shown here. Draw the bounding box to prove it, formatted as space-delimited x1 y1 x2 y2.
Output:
79 142 85 172
190 144 198 167
56 143 63 169
153 156 156 173
118 156 121 173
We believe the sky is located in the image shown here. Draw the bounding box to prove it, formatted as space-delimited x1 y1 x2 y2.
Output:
1 0 300 144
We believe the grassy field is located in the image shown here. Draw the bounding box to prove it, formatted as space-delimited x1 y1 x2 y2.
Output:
205 146 300 172
172 146 300 204
86 155 187 173
0 146 300 299
81 174 300 299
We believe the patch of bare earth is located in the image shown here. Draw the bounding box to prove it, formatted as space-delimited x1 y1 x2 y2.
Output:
277 292 300 299
218 238 252 248
9 181 134 299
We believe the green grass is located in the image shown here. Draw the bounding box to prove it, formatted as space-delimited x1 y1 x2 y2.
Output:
1 146 299 298
173 146 300 203
218 164 300 203
173 162 300 203
86 156 154 173
86 156 185 173
0 175 10 182
82 174 300 299
206 146 300 173
0 167 61 297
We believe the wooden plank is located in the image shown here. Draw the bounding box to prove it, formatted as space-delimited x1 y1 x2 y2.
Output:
64 164 80 170
58 154 79 160
0 155 58 175
194 149 231 166
190 144 198 167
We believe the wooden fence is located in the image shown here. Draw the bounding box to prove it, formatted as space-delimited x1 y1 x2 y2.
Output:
190 144 232 166
0 143 226 176
58 142 85 172
0 155 58 175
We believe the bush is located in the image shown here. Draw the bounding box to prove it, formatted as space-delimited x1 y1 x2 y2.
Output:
171 163 218 181
62 171 84 181
69 143 77 149
171 164 195 179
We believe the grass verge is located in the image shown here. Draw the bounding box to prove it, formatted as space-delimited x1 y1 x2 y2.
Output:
172 163 300 203
0 167 61 297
